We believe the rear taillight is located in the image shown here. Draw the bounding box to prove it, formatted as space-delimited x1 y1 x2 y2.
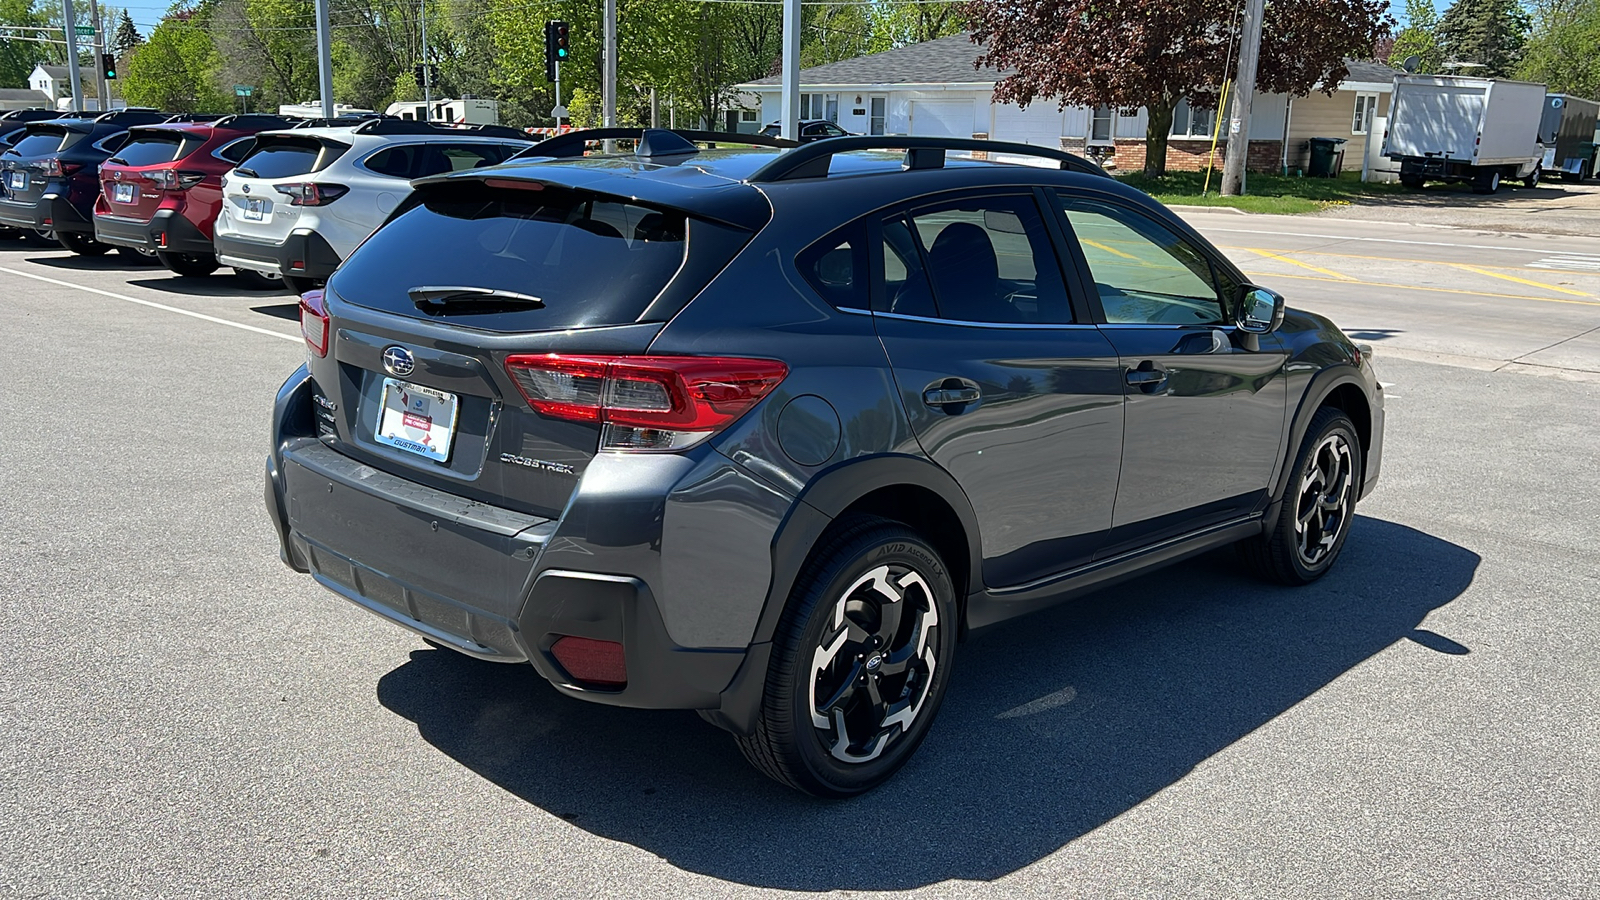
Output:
299 289 329 358
503 354 788 452
275 182 348 206
152 170 205 191
43 158 80 177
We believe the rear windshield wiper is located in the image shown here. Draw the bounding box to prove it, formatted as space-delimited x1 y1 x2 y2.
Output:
408 285 545 311
233 166 258 178
107 156 127 165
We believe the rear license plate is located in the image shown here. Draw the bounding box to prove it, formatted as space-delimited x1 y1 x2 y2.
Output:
242 198 266 221
8 172 25 191
375 378 458 462
112 182 135 204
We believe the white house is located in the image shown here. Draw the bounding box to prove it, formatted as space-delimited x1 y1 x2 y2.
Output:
735 33 1399 174
27 63 124 111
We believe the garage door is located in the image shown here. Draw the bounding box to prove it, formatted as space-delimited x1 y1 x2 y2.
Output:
911 99 974 138
991 102 1063 148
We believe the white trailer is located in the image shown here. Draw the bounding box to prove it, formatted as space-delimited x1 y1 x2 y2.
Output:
383 98 501 125
1384 75 1547 193
1538 94 1600 182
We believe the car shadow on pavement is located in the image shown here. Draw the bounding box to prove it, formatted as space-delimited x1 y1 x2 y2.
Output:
375 516 1479 891
123 276 285 300
25 254 162 272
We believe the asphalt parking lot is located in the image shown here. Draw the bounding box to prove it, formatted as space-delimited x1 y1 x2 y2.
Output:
1 213 1596 898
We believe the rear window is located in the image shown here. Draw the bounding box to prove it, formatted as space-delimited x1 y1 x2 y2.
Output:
331 184 689 333
236 137 345 179
111 132 199 167
6 129 69 157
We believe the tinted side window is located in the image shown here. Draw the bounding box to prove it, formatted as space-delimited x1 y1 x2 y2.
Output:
94 132 130 154
1055 193 1225 325
216 137 254 164
796 220 868 310
420 143 507 176
880 217 938 318
363 144 423 178
905 194 1074 324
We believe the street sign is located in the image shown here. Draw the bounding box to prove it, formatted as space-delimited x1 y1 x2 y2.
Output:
74 25 94 36
550 105 568 119
234 85 254 97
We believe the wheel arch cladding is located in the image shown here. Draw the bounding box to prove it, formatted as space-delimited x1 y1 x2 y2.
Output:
834 484 972 629
1319 382 1372 454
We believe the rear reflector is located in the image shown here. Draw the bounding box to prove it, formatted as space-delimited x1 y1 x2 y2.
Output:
299 289 329 358
503 354 787 452
549 636 626 687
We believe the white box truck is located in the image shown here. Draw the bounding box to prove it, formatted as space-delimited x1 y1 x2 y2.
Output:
1385 75 1547 193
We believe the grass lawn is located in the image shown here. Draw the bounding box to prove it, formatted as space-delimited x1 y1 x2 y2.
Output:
1116 170 1408 214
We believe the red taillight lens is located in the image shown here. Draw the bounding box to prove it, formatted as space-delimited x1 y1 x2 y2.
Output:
152 169 205 191
275 182 348 206
503 354 787 451
299 289 329 358
549 636 627 687
43 158 79 177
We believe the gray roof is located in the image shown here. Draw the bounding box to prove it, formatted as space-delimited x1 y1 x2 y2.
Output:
740 32 1399 91
742 32 997 87
0 88 47 101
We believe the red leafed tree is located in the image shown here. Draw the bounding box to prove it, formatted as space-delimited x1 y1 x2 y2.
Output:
970 0 1393 176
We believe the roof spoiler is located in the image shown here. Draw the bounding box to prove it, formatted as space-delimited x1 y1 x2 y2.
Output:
516 127 799 161
742 135 1110 182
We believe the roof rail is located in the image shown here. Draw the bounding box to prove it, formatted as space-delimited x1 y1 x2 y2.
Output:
211 114 296 130
743 135 1110 183
291 113 390 129
352 118 534 141
161 113 225 124
517 127 798 160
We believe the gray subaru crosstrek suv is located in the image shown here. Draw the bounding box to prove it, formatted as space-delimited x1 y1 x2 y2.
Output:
266 129 1384 797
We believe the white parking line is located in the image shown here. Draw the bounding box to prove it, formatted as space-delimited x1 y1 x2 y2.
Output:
0 265 300 344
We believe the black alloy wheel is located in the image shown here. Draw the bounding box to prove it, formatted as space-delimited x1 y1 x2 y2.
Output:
56 231 110 256
158 251 220 277
1242 406 1362 585
736 516 957 797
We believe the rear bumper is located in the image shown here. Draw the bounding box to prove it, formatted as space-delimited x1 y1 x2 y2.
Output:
216 228 340 279
265 367 758 711
0 193 83 231
94 208 212 255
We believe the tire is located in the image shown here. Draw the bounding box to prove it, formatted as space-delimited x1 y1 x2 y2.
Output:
119 245 160 264
283 274 323 295
1399 174 1425 189
1524 167 1541 189
158 251 220 277
25 228 55 247
56 230 110 256
1472 169 1501 194
735 516 958 797
1242 407 1363 586
233 268 285 291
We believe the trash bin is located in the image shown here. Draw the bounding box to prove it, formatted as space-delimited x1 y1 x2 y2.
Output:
1307 136 1347 178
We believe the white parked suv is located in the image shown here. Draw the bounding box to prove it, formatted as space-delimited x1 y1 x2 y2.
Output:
213 118 536 292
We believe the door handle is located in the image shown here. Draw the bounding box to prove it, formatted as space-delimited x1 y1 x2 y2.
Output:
1125 362 1168 388
923 386 981 406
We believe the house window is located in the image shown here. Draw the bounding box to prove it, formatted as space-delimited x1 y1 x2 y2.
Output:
1352 93 1379 135
740 109 757 122
1169 99 1217 139
1090 105 1113 143
799 93 840 124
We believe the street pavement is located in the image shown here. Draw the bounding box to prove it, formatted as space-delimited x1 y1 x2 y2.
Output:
1 214 1596 899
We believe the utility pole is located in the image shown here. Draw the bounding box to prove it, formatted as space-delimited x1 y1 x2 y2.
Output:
60 0 84 112
85 0 106 110
419 0 431 118
779 0 800 140
602 0 616 127
1221 0 1265 195
314 0 334 118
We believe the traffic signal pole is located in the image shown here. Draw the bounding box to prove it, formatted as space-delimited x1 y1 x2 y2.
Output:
59 0 84 112
419 0 431 117
602 0 616 128
779 0 799 140
314 0 334 118
85 0 106 109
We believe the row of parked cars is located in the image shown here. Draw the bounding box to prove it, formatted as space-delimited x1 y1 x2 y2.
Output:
0 107 538 291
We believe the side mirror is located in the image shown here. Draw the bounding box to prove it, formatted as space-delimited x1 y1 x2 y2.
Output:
1237 286 1285 334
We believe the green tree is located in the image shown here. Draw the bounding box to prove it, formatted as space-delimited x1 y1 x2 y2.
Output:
122 14 229 111
1518 0 1600 99
0 0 54 88
1437 0 1531 76
1389 0 1445 73
112 9 143 55
209 0 320 110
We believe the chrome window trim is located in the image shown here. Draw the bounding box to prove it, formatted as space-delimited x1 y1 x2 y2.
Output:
836 306 1095 330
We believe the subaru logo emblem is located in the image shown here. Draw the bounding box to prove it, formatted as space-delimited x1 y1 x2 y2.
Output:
382 346 415 377
242 184 250 194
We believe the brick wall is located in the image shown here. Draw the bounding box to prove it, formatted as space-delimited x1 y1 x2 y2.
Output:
1103 139 1284 173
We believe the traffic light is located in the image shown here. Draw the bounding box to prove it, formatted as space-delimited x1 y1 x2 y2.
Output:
414 64 425 89
101 53 116 80
544 20 569 83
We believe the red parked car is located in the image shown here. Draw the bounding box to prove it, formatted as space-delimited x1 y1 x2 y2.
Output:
94 114 295 286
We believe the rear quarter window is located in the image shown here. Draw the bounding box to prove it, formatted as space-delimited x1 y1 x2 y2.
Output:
330 183 691 333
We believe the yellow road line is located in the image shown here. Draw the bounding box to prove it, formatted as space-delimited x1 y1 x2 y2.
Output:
1444 263 1592 297
1081 238 1137 259
1214 244 1600 281
1238 270 1600 307
1244 247 1358 281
